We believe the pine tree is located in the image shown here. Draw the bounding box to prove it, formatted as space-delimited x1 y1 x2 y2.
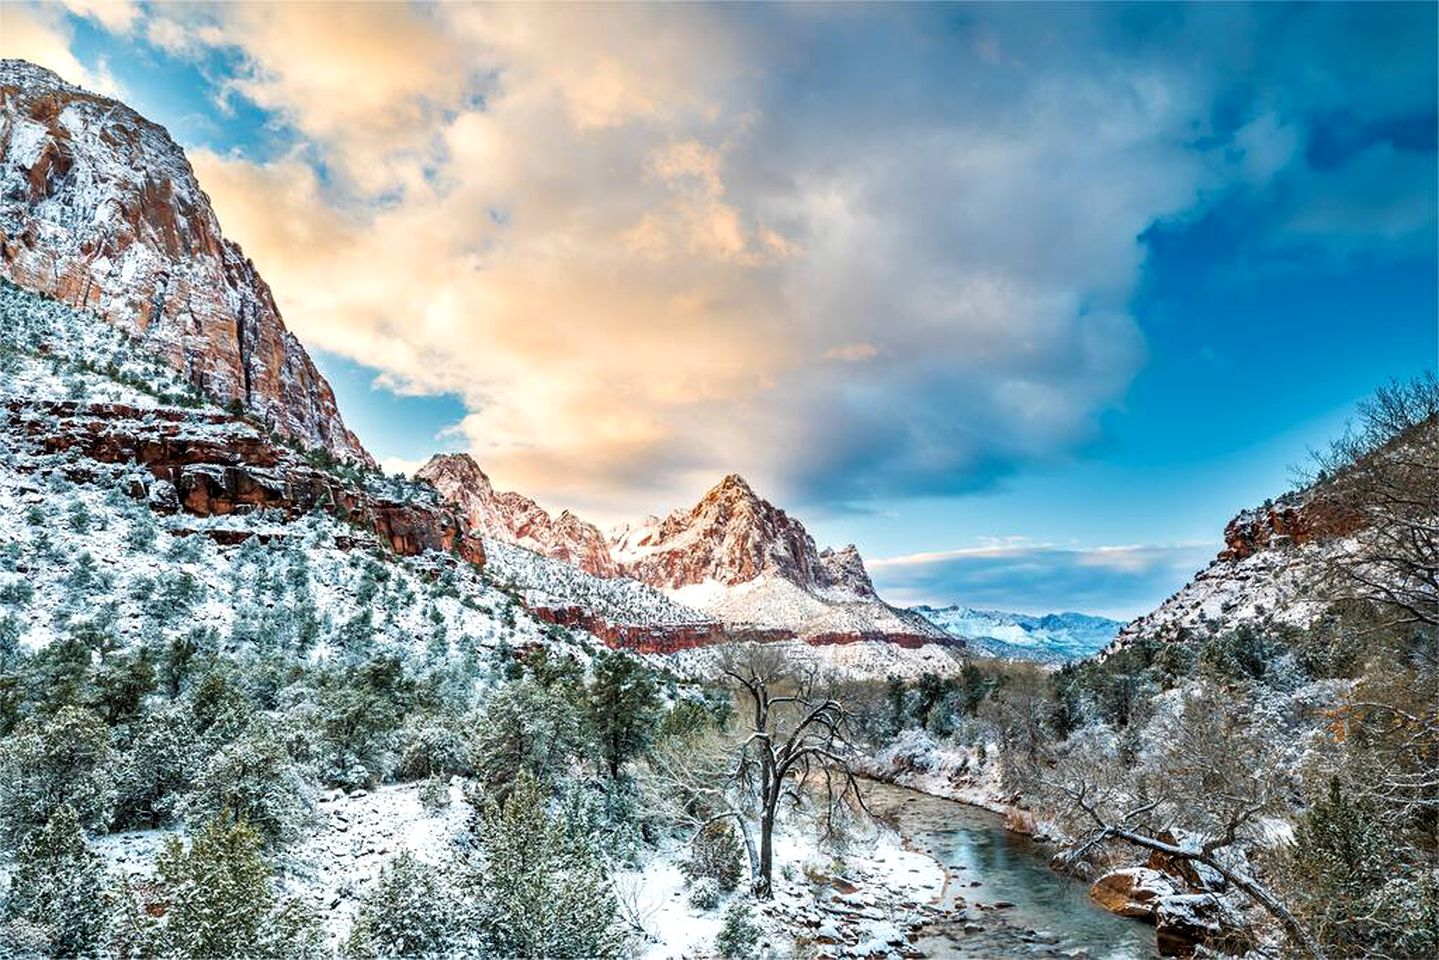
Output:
685 821 746 892
2 805 111 956
472 677 583 800
715 901 761 959
585 650 662 779
467 771 624 958
0 705 115 842
113 702 198 829
344 852 457 957
147 814 322 957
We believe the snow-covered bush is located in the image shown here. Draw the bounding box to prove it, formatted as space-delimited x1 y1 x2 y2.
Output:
0 805 112 956
395 711 473 781
185 726 315 846
142 814 324 957
688 876 723 910
112 702 199 829
685 820 746 892
715 901 761 958
344 851 457 957
0 706 116 843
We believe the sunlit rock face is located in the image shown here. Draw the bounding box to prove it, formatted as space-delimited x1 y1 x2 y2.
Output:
418 454 619 577
0 59 372 467
610 473 875 598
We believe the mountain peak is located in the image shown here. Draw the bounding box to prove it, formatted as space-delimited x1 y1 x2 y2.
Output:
705 472 758 502
612 474 875 597
420 453 492 490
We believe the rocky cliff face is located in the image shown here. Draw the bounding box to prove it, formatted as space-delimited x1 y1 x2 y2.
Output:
0 59 371 466
610 473 876 598
417 454 617 576
7 398 481 565
1113 484 1364 652
1218 491 1363 561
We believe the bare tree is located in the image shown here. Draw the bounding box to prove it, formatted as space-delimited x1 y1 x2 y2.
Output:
645 723 761 885
1048 689 1326 959
717 644 868 898
1309 372 1439 632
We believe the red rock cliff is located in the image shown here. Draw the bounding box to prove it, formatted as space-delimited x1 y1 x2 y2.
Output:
0 59 372 467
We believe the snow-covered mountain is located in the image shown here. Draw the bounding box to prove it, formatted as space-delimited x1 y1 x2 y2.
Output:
417 454 619 577
610 473 876 598
0 59 371 466
913 605 1123 662
610 475 949 646
1110 505 1353 654
418 464 952 650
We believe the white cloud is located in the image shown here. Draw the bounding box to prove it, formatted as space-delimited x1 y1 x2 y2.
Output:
1 4 120 95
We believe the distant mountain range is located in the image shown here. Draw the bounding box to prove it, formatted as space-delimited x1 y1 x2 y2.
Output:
911 605 1124 662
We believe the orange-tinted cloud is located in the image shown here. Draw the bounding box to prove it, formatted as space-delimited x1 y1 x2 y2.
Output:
9 3 1220 520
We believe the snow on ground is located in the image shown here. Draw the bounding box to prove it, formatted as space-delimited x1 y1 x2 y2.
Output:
94 782 947 957
619 818 945 960
483 536 711 627
94 781 469 948
291 781 472 947
662 637 967 681
858 729 1014 819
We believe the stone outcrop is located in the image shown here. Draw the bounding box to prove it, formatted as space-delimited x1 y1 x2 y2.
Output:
417 454 617 577
5 399 480 565
528 604 726 655
1219 492 1363 561
0 59 372 466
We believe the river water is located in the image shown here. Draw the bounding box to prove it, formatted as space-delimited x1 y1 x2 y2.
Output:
866 781 1159 959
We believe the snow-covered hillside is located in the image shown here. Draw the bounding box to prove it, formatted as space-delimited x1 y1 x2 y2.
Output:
915 605 1122 663
0 279 560 663
480 536 710 629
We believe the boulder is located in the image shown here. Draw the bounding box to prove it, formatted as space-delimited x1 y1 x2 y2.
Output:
1154 894 1225 957
1004 808 1039 836
1089 867 1178 921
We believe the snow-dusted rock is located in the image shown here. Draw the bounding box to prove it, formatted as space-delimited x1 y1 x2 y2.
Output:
418 454 618 577
0 59 371 466
1089 867 1179 920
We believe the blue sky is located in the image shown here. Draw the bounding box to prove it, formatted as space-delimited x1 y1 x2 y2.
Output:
5 1 1434 618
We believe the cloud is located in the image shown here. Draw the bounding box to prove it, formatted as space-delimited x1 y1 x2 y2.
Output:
60 0 139 34
822 343 880 363
378 456 428 480
158 4 1218 517
1 4 119 94
12 3 1436 521
870 539 1218 619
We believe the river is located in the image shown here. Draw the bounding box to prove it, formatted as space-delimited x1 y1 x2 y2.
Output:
866 780 1159 958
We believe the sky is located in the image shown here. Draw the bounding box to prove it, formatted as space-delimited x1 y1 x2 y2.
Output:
3 1 1435 618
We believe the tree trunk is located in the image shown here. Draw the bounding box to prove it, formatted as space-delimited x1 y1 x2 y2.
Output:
755 807 775 898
